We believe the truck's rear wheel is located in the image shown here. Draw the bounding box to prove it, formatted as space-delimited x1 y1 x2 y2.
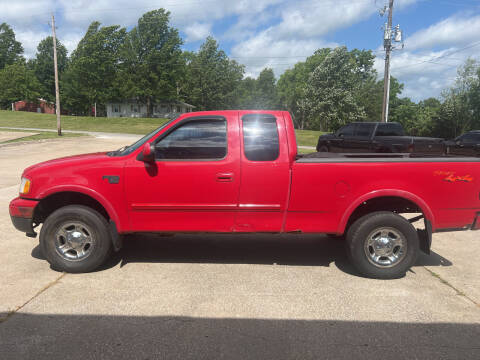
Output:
40 205 112 273
346 211 419 279
318 145 329 152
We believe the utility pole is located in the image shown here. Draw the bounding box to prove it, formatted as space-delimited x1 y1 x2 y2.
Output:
51 14 62 136
381 0 394 123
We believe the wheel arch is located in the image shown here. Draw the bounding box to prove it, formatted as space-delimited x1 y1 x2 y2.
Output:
338 190 436 235
34 186 121 230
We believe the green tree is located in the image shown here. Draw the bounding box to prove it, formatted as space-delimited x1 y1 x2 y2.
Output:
185 36 244 110
30 36 68 102
236 76 256 109
433 59 480 138
116 9 185 117
277 48 377 130
358 77 403 122
62 21 126 114
277 49 331 129
301 46 367 131
237 68 279 109
253 68 278 109
0 23 23 70
0 60 41 109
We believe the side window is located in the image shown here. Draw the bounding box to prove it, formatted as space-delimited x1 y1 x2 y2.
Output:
242 114 279 161
355 123 375 137
376 123 404 136
461 133 480 143
337 124 355 137
155 120 227 160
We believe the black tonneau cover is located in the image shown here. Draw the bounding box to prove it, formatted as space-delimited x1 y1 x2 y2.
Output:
296 152 480 163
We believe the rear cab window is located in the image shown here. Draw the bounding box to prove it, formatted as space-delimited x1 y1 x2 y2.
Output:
375 123 405 137
354 123 375 137
242 114 280 161
461 133 480 143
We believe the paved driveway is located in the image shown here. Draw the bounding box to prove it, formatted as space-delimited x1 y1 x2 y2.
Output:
0 136 479 359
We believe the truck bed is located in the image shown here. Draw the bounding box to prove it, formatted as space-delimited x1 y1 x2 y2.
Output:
297 152 480 163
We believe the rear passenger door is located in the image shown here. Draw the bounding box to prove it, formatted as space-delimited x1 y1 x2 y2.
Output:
333 123 355 152
350 123 375 152
234 113 291 232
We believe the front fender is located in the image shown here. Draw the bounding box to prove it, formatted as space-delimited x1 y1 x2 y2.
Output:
37 185 122 232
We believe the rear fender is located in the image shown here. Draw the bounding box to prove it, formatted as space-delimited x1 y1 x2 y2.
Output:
338 189 436 234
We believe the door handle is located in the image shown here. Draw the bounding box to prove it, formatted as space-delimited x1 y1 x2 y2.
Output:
216 173 234 182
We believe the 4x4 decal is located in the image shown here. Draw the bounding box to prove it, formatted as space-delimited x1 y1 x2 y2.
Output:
434 171 473 183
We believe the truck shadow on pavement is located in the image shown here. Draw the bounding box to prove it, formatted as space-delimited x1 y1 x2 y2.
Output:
31 233 453 277
1 313 479 360
114 233 451 276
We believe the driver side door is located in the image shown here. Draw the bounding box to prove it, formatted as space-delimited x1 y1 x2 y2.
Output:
124 114 241 232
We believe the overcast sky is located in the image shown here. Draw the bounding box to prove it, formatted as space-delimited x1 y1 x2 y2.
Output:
2 0 480 101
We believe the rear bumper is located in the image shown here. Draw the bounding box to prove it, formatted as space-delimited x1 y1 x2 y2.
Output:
9 197 39 236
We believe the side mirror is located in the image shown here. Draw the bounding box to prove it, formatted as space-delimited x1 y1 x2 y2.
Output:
141 143 155 162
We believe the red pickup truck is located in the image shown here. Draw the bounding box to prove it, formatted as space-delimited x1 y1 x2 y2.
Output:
9 111 480 278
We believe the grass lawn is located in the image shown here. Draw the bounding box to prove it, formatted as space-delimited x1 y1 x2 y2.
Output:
0 129 86 145
0 110 165 134
0 110 324 147
297 147 317 154
295 129 324 148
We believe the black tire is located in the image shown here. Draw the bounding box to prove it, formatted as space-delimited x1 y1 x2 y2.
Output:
346 211 419 279
318 145 329 152
40 205 112 273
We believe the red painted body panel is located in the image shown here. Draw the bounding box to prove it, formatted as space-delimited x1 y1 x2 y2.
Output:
9 197 39 218
234 110 290 232
124 112 241 232
9 110 480 237
18 152 128 232
286 162 480 233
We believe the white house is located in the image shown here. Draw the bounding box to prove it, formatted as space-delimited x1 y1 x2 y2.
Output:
106 99 195 118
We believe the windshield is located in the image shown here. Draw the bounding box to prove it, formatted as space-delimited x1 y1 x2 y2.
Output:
111 118 177 156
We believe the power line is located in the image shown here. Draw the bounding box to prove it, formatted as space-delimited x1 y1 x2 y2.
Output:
391 40 480 71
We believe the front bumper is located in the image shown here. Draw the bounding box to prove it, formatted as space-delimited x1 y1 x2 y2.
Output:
9 197 39 236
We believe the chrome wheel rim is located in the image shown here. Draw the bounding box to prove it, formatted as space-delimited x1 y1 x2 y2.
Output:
364 227 407 268
54 222 95 261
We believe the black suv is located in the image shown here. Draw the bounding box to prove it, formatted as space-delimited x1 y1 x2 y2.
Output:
445 131 480 156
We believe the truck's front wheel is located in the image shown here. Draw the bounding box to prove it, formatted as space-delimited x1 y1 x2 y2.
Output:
346 211 419 279
40 205 112 273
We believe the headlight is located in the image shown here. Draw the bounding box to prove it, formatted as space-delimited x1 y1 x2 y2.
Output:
19 177 31 195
